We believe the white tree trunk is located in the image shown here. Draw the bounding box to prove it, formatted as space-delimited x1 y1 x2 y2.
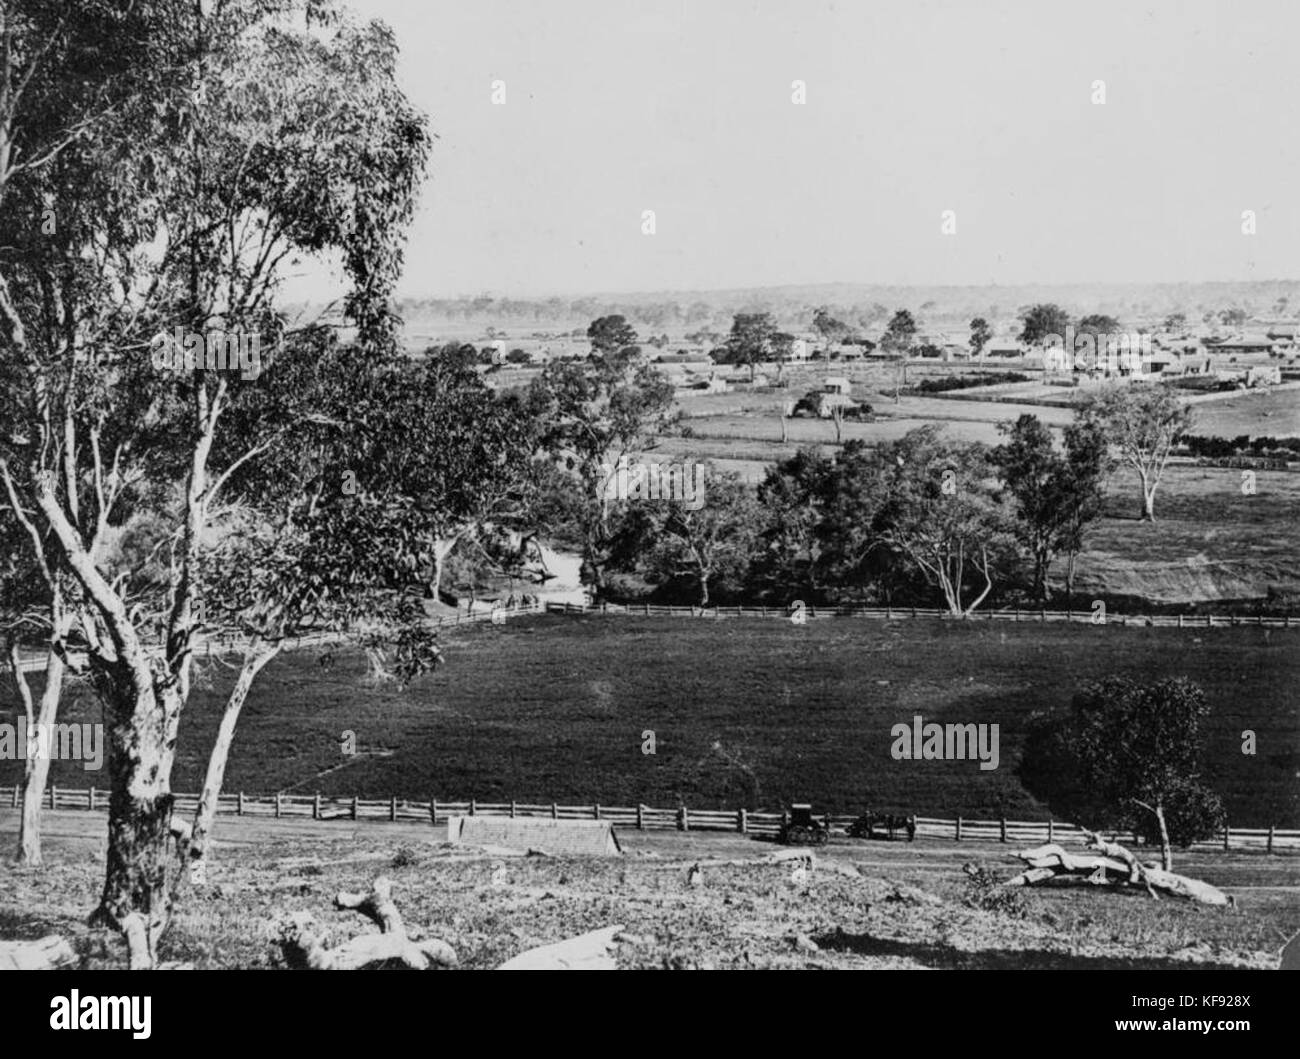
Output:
11 607 74 866
189 642 282 874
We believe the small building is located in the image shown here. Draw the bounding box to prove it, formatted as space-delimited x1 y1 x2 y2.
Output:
789 338 812 362
1246 364 1282 387
823 376 852 396
1211 334 1277 354
983 338 1026 358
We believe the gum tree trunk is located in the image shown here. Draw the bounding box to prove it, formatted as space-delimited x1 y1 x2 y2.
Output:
189 643 281 876
11 608 75 866
1154 802 1173 872
89 661 184 969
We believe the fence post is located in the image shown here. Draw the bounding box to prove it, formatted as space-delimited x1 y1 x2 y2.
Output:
313 793 321 820
636 804 644 830
955 815 962 841
351 795 358 821
1000 817 1007 843
911 606 917 618
470 798 476 816
1223 819 1230 852
89 787 96 811
1267 824 1275 854
390 795 397 822
1178 613 1184 628
49 785 56 809
678 806 688 832
1014 607 1019 622
594 803 601 821
430 798 438 825
510 800 517 818
1047 817 1054 843
275 792 282 818
551 802 558 820
238 791 245 816
11 784 16 809
738 808 747 834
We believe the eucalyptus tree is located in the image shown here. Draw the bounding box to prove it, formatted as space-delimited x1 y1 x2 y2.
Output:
0 0 431 966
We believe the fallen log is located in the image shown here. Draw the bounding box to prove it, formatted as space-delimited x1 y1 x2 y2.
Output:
1008 837 1233 907
276 876 457 970
498 925 625 970
0 935 78 970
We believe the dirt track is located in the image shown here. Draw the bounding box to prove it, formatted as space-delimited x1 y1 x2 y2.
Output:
5 807 1295 895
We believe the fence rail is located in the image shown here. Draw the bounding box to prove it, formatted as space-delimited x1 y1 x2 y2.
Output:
540 600 1300 628
12 785 1299 853
12 597 1294 673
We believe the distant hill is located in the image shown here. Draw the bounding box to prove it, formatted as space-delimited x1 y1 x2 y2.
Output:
283 279 1300 348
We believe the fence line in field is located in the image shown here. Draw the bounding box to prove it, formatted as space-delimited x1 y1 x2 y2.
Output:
12 785 1299 854
12 597 1294 672
538 600 1300 629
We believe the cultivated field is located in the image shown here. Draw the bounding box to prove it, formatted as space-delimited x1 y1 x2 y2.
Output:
7 618 1295 827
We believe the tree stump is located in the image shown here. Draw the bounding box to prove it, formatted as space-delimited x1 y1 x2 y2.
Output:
276 876 457 969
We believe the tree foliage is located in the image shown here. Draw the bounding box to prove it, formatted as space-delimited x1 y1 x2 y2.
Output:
1061 676 1225 870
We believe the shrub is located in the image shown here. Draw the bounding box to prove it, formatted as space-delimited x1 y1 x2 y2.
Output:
962 864 1027 918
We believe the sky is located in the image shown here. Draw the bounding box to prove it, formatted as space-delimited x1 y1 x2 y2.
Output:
281 0 1300 302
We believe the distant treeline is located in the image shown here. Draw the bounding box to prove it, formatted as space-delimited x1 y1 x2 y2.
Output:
396 296 898 334
910 372 1030 394
1177 434 1300 459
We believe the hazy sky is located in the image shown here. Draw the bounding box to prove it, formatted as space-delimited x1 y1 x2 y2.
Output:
283 0 1300 301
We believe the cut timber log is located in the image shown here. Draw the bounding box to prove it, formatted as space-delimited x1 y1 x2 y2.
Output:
0 935 78 970
276 876 457 970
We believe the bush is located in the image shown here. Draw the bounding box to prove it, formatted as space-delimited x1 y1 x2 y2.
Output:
792 391 822 417
962 864 1027 918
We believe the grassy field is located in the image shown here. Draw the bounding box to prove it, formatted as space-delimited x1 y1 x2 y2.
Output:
1072 465 1300 604
0 813 1293 969
7 617 1295 827
1187 387 1300 438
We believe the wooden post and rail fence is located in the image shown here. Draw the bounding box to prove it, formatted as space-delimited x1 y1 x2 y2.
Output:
10 784 1299 854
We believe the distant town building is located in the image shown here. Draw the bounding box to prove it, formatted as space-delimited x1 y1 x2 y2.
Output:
1211 334 1277 354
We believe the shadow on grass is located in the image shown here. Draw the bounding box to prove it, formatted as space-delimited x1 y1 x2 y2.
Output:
811 929 1246 969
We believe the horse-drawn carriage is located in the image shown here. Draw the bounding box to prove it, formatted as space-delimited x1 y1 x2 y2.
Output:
777 803 830 846
848 810 916 842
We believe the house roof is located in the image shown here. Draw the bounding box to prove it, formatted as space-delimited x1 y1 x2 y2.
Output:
1212 333 1275 347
